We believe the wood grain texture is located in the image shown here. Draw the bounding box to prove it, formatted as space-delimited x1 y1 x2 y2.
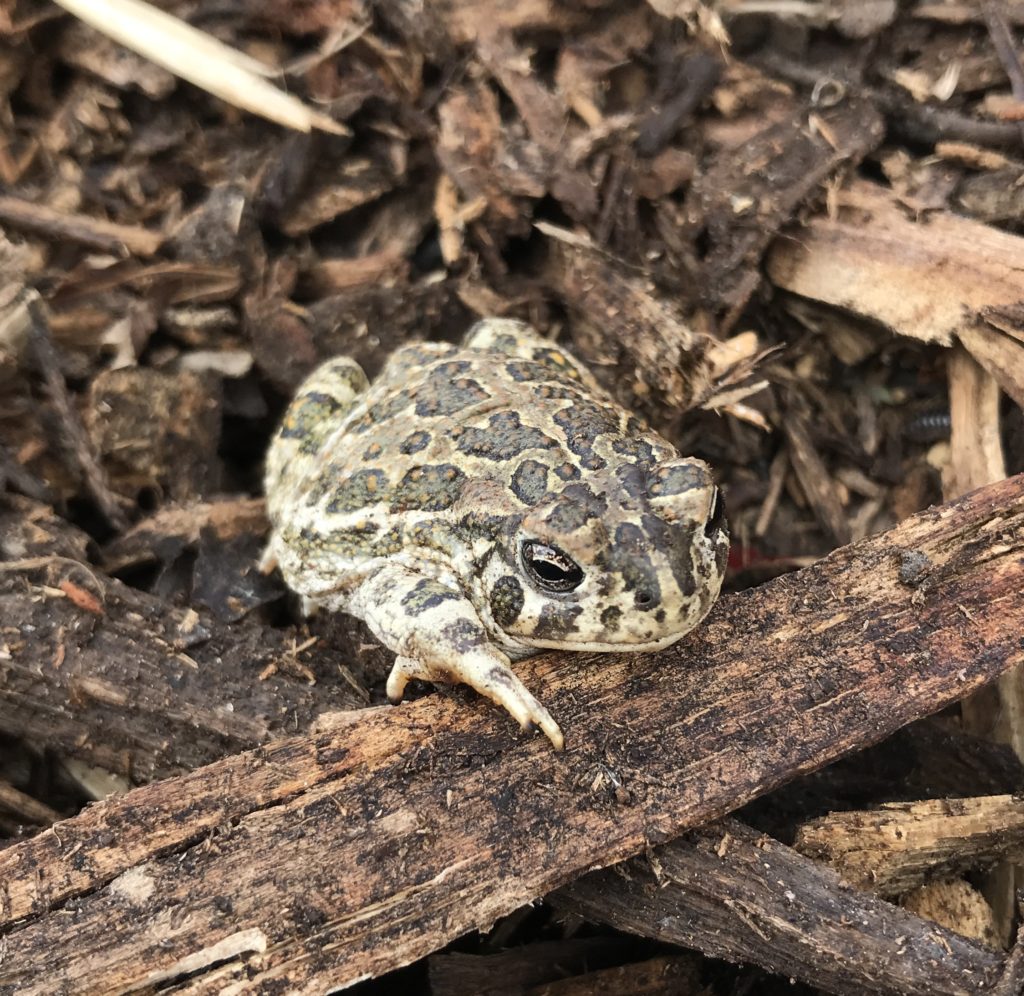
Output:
558 819 1009 996
795 795 1024 898
0 557 362 783
1 475 1023 993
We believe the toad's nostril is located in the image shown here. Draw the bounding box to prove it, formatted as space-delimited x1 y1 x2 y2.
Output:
636 590 653 607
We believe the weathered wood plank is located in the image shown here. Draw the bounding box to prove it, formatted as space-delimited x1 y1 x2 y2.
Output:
1 475 1022 993
766 179 1024 408
557 819 1011 996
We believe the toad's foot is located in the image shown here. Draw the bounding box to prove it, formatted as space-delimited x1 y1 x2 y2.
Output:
386 653 564 750
350 565 564 750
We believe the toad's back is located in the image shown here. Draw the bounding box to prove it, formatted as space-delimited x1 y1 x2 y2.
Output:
267 330 677 558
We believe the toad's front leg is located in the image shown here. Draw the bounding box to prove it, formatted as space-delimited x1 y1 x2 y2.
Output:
348 565 564 750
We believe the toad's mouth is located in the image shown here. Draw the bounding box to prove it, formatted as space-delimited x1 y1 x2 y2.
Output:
523 630 687 654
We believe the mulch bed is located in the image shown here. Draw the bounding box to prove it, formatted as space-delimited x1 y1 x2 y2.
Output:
2 1 1024 993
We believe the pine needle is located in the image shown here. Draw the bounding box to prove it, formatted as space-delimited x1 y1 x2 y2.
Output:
53 0 348 135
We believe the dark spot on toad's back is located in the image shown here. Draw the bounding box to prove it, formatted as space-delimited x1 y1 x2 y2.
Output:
400 430 431 455
532 602 584 639
456 413 559 461
351 392 411 433
490 575 524 628
553 462 580 482
532 346 581 379
563 483 607 514
543 497 594 533
508 360 559 383
543 485 606 533
615 463 647 499
554 400 618 469
415 362 490 417
326 468 389 512
510 459 549 505
392 464 466 511
612 437 656 468
401 577 461 616
278 391 345 453
389 343 459 372
442 618 487 652
488 332 521 353
650 462 706 497
534 383 584 402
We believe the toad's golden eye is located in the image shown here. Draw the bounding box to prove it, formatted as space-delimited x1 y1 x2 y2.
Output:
521 540 584 593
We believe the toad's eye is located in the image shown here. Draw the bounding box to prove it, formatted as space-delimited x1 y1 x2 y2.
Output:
521 540 584 593
704 487 727 537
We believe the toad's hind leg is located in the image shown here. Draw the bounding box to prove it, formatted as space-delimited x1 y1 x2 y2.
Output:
264 357 368 522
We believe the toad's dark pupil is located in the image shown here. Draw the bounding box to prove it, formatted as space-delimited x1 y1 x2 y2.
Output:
522 541 584 592
704 487 726 537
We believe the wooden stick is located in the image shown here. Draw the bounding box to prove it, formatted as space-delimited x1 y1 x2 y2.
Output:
26 297 129 530
1 475 1022 993
557 819 1009 996
0 195 163 257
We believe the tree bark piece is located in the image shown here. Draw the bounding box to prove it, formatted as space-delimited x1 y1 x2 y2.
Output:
782 408 852 546
26 298 129 530
947 345 1021 947
766 180 1024 408
541 224 713 419
557 819 1008 996
1 475 1023 993
794 795 1024 898
0 522 363 782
